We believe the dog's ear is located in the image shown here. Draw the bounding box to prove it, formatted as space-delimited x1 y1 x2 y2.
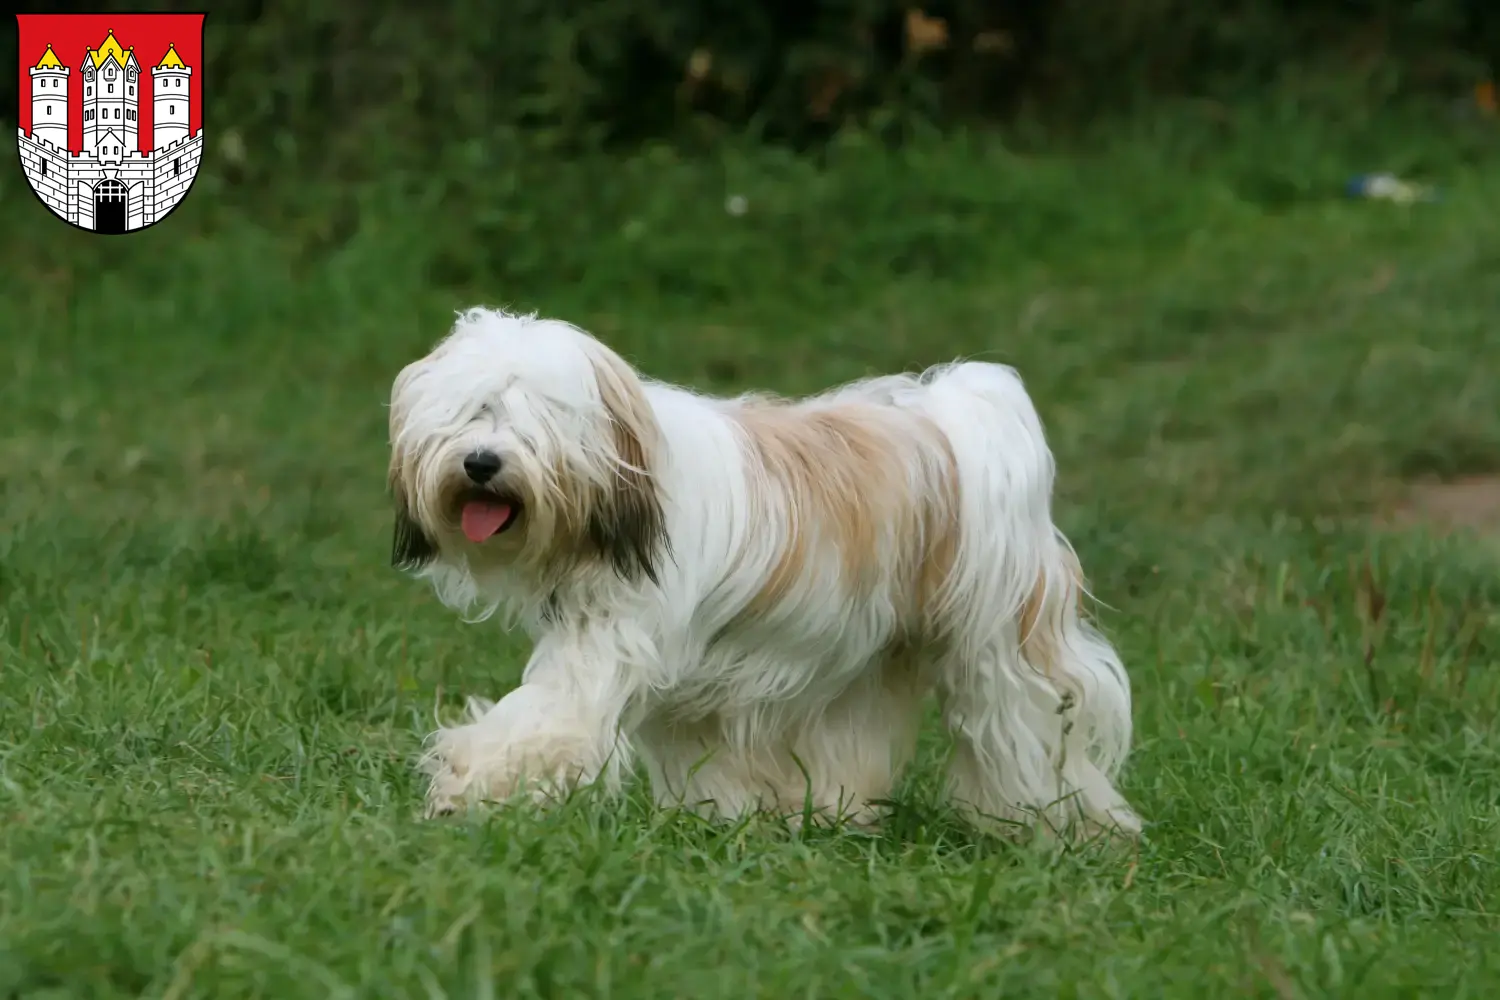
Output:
392 501 438 571
586 349 669 585
387 373 438 572
389 456 437 572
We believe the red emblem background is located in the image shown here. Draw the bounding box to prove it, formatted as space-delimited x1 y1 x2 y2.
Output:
16 12 204 155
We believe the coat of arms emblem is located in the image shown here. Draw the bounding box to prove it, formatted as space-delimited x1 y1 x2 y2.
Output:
15 13 206 234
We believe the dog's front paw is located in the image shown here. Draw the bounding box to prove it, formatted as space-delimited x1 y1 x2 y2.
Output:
419 731 480 817
418 698 494 817
421 757 473 818
418 713 597 819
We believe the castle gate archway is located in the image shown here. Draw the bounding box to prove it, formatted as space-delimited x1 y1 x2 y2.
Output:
94 178 127 234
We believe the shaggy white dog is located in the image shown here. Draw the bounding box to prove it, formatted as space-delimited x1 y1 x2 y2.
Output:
388 307 1139 837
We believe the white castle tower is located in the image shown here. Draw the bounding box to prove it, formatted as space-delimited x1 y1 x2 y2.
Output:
152 44 191 148
28 44 69 149
80 30 140 159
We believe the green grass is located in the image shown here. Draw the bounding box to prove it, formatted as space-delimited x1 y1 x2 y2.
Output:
3 105 1500 997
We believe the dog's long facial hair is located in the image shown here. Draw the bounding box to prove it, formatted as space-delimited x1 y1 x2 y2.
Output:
386 313 669 617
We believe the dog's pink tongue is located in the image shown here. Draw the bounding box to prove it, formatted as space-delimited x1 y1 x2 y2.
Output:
461 500 512 542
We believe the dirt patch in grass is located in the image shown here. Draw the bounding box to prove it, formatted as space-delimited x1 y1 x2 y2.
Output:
1384 475 1500 537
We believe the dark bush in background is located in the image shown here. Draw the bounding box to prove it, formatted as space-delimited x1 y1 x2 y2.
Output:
5 0 1496 176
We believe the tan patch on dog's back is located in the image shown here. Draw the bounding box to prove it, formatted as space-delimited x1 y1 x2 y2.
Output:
731 398 959 627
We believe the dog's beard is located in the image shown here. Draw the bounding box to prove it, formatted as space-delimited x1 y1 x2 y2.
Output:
389 468 530 572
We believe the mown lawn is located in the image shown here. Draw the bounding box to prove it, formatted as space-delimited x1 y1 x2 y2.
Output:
2 109 1499 997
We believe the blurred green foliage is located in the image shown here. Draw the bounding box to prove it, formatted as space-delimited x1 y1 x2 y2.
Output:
6 0 1497 177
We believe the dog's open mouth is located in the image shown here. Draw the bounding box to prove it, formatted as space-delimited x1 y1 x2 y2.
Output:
459 493 522 542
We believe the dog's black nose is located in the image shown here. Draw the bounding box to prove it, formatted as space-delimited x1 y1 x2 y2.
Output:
463 450 503 484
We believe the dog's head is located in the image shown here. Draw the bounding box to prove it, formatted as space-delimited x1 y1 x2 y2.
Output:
387 308 668 601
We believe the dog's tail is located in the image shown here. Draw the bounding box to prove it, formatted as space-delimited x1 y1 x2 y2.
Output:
905 361 1138 834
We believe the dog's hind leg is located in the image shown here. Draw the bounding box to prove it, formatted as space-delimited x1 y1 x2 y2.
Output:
780 657 927 827
639 659 925 827
934 546 1140 839
905 361 1140 838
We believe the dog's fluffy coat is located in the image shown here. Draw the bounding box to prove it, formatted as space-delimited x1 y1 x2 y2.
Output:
388 308 1139 836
